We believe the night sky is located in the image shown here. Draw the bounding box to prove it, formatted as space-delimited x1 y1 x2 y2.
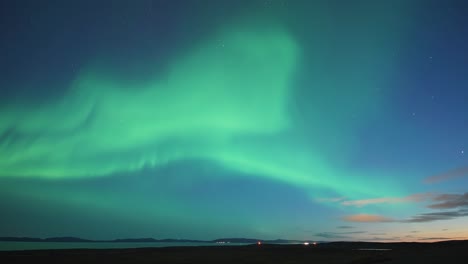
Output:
1 0 468 242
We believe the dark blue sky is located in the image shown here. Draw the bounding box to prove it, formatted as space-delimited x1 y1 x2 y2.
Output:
0 0 467 241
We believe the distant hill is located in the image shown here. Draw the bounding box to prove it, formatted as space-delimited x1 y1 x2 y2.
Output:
112 238 206 243
0 237 91 242
1 237 467 249
213 238 259 243
0 237 302 244
44 237 93 242
0 237 207 243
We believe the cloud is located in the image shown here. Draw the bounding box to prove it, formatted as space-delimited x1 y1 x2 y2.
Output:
428 193 468 209
366 236 400 241
418 237 453 241
343 201 468 224
339 192 468 224
337 225 354 229
402 209 468 223
341 193 433 207
342 214 394 223
424 167 468 184
338 192 468 210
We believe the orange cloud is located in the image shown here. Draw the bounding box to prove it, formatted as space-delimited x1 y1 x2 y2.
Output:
343 214 394 223
341 193 433 207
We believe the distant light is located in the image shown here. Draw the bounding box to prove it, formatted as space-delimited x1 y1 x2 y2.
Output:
257 241 262 245
313 242 317 246
304 242 309 246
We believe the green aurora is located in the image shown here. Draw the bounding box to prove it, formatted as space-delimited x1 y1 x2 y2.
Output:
0 23 402 200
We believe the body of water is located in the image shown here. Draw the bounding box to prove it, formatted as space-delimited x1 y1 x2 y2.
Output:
0 242 248 251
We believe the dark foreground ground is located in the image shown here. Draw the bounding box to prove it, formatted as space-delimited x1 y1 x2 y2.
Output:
1 240 467 264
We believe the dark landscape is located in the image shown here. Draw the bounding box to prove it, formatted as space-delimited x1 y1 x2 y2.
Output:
1 240 467 264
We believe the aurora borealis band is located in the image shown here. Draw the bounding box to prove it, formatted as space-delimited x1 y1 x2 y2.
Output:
1 0 468 241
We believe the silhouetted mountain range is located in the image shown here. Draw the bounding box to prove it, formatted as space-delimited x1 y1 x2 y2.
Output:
0 237 304 244
4 237 466 248
0 237 92 242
